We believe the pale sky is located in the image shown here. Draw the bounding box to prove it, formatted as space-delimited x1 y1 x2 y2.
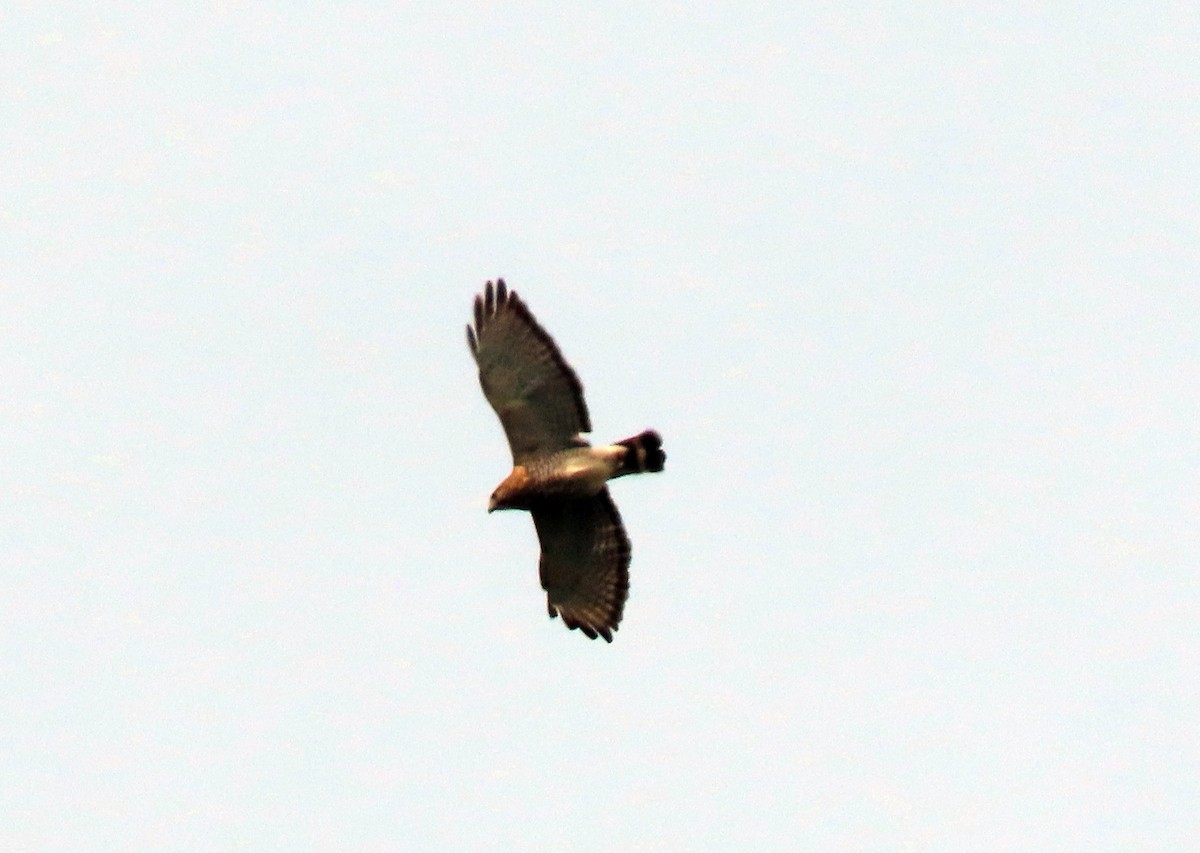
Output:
3 3 1198 850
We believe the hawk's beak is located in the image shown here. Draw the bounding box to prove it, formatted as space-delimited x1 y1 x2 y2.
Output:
487 495 497 513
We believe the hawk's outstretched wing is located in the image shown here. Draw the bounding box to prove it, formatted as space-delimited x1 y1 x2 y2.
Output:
531 489 630 642
466 279 590 464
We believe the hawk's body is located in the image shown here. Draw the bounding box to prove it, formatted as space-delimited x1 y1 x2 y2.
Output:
466 279 665 641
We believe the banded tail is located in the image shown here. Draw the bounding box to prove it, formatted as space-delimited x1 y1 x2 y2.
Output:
614 430 666 477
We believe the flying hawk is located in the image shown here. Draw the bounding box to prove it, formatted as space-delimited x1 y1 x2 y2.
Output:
466 279 665 641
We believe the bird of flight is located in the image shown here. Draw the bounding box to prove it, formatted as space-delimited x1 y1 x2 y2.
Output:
466 279 665 641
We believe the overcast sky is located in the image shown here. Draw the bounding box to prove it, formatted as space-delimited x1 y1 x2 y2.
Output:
3 3 1198 850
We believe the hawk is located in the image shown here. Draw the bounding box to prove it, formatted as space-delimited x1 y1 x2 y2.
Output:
466 279 665 641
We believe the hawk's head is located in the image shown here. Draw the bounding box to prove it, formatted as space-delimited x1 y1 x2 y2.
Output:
488 488 522 513
488 466 531 513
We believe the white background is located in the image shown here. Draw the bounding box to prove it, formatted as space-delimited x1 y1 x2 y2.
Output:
3 3 1197 849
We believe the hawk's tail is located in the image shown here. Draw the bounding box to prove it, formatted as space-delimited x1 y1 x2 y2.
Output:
615 430 666 476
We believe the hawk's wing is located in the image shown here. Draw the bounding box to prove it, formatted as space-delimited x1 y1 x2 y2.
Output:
466 279 591 464
531 489 630 642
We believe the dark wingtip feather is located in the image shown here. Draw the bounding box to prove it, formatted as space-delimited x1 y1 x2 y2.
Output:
557 609 607 642
484 280 495 317
466 325 477 354
549 606 620 643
